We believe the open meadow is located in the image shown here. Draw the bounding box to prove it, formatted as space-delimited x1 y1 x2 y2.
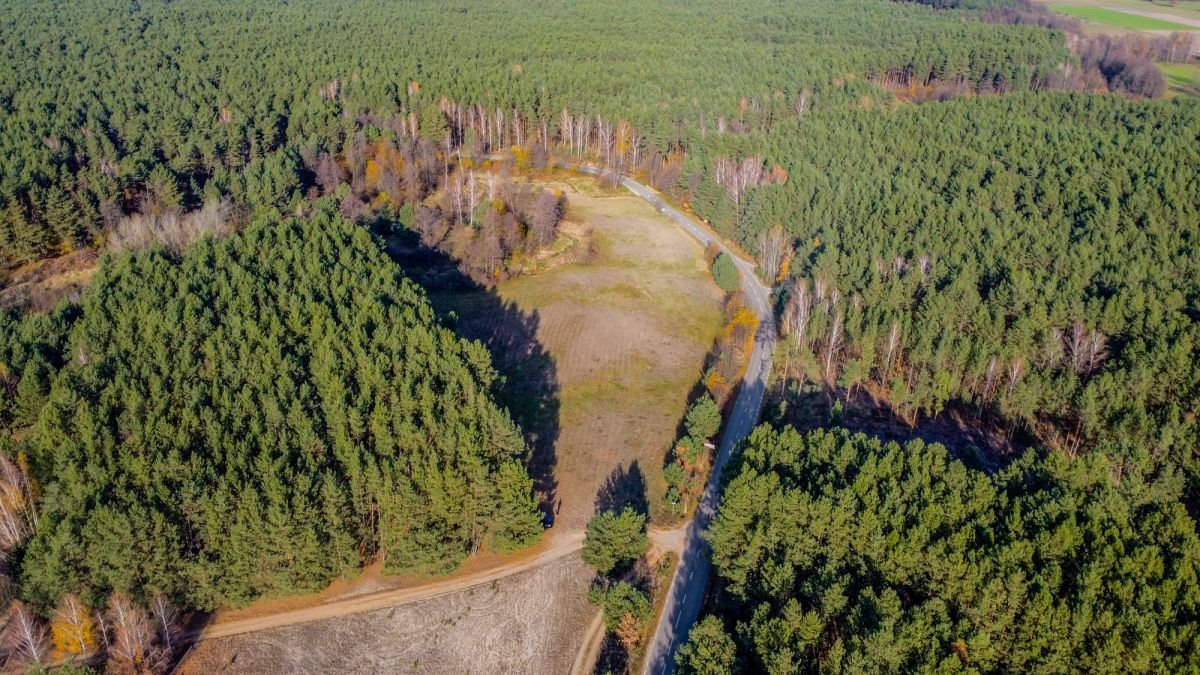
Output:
432 176 725 532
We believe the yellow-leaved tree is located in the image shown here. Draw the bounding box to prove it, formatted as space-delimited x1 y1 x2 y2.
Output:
51 594 98 659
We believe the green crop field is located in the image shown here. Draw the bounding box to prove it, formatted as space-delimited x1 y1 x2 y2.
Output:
1159 61 1200 95
1050 4 1196 29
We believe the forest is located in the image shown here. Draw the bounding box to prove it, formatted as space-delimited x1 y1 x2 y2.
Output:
682 425 1200 673
0 203 543 667
0 0 1197 670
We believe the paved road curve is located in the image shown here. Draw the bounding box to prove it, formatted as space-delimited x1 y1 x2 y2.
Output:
566 163 775 675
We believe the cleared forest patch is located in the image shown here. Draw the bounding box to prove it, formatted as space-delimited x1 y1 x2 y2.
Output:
180 554 594 674
0 249 98 312
433 180 724 531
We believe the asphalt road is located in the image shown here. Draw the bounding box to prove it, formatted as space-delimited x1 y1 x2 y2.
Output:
566 163 775 675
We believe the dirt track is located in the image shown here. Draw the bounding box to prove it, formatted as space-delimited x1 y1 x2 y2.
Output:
192 531 585 642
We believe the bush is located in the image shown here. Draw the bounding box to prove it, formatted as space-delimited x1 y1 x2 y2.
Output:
582 508 647 577
602 581 651 631
710 252 740 294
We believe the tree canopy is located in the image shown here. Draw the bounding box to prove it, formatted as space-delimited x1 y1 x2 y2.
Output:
8 201 542 611
687 425 1200 673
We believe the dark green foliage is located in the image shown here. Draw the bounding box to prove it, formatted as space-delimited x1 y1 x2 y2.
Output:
14 202 541 610
676 616 738 675
602 581 652 631
0 0 1068 266
0 304 78 430
696 425 1200 672
490 461 546 553
710 253 740 295
582 508 648 577
759 93 1200 488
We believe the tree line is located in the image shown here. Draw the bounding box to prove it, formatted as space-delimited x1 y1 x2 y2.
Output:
0 0 1070 268
679 92 1199 497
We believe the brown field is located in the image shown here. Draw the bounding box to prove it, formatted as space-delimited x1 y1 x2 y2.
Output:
0 249 99 312
433 178 724 531
181 554 595 674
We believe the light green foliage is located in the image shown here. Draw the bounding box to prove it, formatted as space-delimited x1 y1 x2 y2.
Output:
748 93 1200 487
12 202 542 610
696 425 1200 673
582 508 648 577
0 0 1069 267
602 581 651 631
684 394 722 442
710 253 740 295
676 616 737 675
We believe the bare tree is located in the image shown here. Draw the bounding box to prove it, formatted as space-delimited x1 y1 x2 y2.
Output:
1068 322 1108 376
880 321 902 387
4 602 49 669
466 170 480 227
149 594 180 655
558 109 574 153
0 454 34 553
756 225 791 283
106 591 163 675
824 309 844 383
712 155 765 228
596 115 614 168
981 355 1000 403
781 279 813 388
314 153 345 194
794 89 811 116
527 190 561 248
109 199 235 255
52 594 98 658
1007 357 1025 398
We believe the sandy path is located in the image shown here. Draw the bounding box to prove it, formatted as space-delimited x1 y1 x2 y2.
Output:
192 531 585 641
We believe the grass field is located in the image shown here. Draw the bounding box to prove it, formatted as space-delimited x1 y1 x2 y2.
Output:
1046 0 1200 19
1049 4 1197 29
1159 61 1200 94
432 176 724 532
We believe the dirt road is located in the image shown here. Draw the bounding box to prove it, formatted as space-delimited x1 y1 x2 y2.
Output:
192 531 585 641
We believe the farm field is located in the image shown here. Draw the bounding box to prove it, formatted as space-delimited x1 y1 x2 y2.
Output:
1160 60 1200 93
431 176 725 532
179 554 595 674
1048 4 1196 29
1047 0 1200 16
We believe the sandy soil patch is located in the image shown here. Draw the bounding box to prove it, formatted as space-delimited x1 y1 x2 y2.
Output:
181 554 594 674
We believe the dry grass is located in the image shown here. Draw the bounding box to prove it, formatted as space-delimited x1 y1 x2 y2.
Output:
438 182 724 531
0 249 99 312
180 554 595 674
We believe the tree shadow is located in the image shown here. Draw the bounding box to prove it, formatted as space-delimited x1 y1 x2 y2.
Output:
377 223 560 515
769 381 1032 475
595 460 649 517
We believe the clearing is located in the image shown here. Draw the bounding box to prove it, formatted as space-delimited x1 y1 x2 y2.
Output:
179 554 595 674
431 175 725 531
0 249 99 312
1160 60 1200 93
1043 0 1200 33
180 172 724 670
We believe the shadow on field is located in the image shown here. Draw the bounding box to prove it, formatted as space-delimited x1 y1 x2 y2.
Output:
378 224 560 515
595 460 649 517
